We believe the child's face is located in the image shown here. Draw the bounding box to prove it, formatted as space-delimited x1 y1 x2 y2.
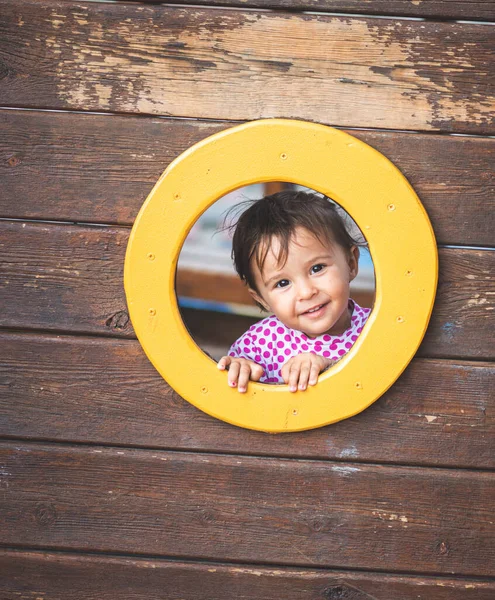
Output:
249 227 359 338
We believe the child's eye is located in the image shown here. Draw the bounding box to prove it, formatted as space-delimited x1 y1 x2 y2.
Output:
275 279 290 289
311 264 325 274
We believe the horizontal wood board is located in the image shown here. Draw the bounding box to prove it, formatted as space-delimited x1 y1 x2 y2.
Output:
1 331 493 469
1 110 494 247
128 0 495 22
1 1 494 133
1 442 494 576
2 550 495 600
0 220 493 359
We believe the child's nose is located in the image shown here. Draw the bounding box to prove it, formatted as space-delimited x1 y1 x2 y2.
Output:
297 280 316 300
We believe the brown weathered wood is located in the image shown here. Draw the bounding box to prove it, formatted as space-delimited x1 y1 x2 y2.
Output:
1 442 493 576
128 0 495 22
3 550 495 600
0 220 493 358
1 331 493 469
0 221 132 336
1 2 493 134
420 247 494 359
1 110 493 246
0 110 226 226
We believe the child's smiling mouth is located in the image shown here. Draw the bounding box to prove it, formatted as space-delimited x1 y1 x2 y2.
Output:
300 302 328 317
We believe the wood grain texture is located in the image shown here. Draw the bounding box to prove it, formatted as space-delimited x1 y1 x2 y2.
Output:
1 110 494 246
1 331 493 469
0 1 493 133
2 442 494 576
1 220 493 358
128 1 495 22
3 550 495 600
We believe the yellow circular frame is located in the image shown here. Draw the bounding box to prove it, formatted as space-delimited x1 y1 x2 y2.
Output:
124 119 437 433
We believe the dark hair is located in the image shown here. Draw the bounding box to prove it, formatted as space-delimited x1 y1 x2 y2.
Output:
225 190 363 298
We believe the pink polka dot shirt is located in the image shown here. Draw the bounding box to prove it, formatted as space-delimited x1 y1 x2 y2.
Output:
228 300 371 384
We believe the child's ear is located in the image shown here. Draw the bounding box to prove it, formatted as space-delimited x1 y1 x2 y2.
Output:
248 288 270 312
348 246 360 281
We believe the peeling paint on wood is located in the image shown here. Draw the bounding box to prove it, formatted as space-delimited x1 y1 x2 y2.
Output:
0 1 493 133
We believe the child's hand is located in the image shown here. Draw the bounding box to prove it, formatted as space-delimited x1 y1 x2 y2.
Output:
281 353 334 392
217 356 264 393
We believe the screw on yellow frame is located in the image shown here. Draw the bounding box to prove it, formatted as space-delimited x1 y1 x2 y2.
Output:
124 119 438 432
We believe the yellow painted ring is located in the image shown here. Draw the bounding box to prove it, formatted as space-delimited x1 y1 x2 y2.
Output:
124 119 437 432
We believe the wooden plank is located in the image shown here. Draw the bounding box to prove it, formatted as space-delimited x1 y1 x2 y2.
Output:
3 550 495 600
1 442 494 576
1 110 493 247
0 2 493 134
420 247 494 359
0 110 226 227
0 221 132 337
130 1 495 22
1 331 493 469
0 220 493 359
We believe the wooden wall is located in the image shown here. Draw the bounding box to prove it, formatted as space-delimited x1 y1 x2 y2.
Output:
1 0 494 597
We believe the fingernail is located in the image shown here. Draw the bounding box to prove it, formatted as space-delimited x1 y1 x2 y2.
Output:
230 381 236 387
300 385 306 391
290 386 296 392
239 387 246 393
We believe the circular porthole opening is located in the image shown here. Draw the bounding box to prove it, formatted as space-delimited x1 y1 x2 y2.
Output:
124 119 437 432
176 183 376 374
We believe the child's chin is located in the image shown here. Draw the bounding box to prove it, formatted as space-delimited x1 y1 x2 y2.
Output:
301 323 333 338
300 316 335 335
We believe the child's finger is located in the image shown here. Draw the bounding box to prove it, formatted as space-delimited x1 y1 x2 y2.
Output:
217 356 231 370
237 363 252 393
281 358 294 385
227 361 241 388
250 364 265 382
288 363 301 393
298 362 311 391
308 361 321 386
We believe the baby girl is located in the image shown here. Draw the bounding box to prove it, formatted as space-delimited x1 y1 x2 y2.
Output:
217 191 371 393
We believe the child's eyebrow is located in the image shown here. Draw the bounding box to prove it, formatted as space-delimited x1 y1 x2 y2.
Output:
263 272 286 287
307 254 333 264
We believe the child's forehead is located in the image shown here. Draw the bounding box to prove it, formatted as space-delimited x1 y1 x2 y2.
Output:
268 227 334 254
255 227 337 272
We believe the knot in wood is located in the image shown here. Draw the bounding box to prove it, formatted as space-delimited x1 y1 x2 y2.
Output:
34 502 57 527
7 154 22 167
437 540 450 556
199 509 216 524
323 583 371 599
105 310 130 330
310 515 333 533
